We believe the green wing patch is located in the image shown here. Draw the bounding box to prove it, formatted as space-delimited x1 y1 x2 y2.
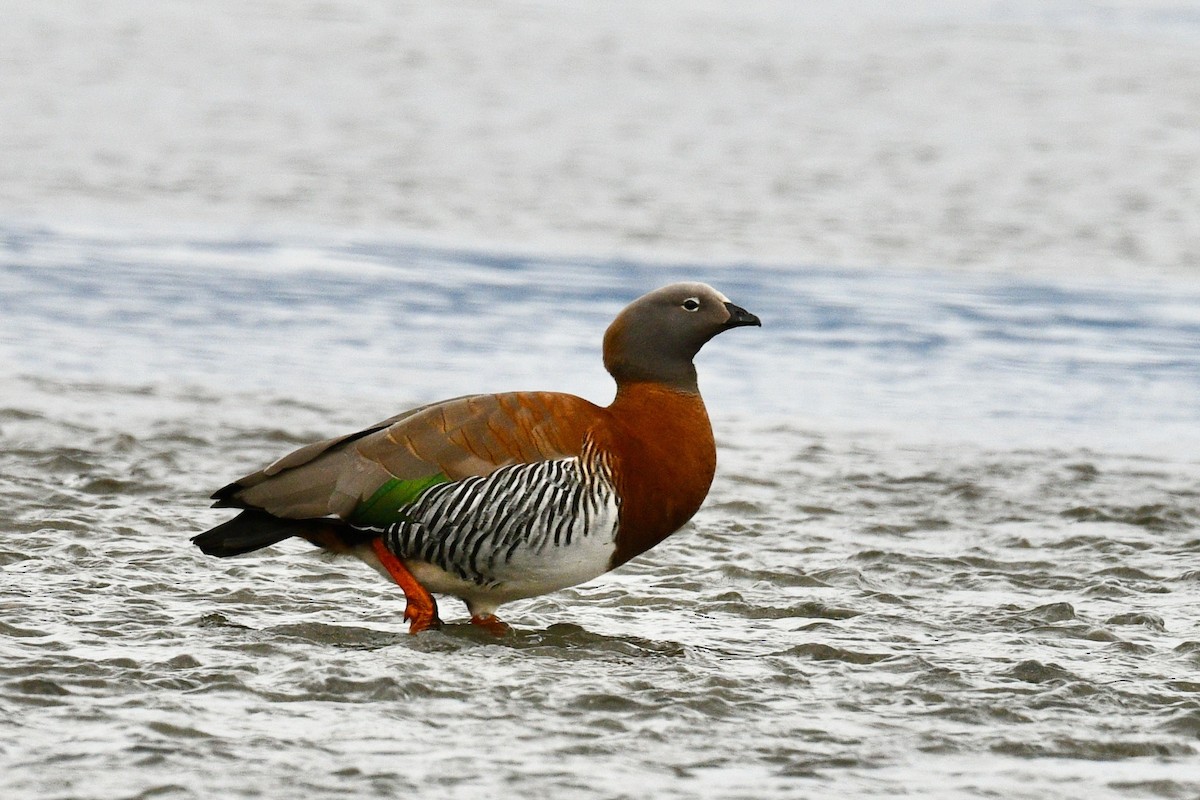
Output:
350 473 448 528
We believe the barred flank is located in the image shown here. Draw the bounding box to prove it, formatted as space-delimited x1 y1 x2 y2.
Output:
383 445 617 587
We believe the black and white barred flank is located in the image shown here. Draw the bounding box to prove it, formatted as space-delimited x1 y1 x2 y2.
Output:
381 449 620 587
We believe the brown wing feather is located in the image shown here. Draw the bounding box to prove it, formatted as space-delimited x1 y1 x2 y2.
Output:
214 392 603 521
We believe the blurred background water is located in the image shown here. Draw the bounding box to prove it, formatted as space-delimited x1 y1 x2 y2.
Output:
2 2 1200 799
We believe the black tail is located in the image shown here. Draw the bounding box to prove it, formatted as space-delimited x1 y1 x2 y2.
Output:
191 511 318 557
192 511 377 557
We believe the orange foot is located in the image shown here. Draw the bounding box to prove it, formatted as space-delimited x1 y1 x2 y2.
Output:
470 614 511 637
370 538 442 634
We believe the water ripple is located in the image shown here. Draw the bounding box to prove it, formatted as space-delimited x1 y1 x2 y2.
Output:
3 239 1200 798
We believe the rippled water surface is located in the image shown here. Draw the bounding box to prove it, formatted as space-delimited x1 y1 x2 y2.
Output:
3 226 1199 799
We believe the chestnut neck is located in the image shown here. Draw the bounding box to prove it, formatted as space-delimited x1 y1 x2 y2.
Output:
602 380 716 568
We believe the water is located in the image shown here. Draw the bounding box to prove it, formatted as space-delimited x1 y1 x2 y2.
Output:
4 0 1200 797
2 225 1199 800
3 1 1200 276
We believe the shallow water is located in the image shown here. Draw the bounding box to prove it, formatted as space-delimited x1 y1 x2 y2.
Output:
5 0 1200 796
2 226 1199 799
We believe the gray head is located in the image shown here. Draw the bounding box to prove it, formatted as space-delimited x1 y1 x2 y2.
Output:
602 282 760 393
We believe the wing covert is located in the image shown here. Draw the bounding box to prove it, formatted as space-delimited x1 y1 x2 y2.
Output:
212 391 604 523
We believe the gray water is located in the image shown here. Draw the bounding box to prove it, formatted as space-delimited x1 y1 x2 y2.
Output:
5 1 1200 797
2 226 1200 799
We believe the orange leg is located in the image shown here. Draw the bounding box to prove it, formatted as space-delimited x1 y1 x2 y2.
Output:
370 538 441 634
470 614 511 637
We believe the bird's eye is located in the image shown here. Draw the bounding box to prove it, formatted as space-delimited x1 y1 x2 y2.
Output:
682 298 701 312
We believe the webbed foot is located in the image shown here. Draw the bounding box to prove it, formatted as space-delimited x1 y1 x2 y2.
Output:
469 614 511 637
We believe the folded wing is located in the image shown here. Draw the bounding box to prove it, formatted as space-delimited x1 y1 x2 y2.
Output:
210 391 604 525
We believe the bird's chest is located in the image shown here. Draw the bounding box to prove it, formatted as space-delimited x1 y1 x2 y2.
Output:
602 391 717 567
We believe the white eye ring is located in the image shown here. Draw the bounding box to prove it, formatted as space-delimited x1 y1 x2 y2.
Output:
682 297 701 312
